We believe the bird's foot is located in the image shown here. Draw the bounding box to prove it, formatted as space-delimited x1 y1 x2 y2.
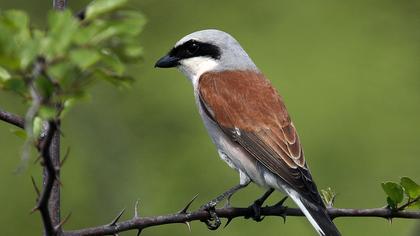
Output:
245 188 276 222
246 195 288 222
199 183 248 230
200 201 221 230
223 193 234 208
246 198 265 222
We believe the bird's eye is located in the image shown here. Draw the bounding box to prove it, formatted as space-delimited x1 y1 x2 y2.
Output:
186 42 199 55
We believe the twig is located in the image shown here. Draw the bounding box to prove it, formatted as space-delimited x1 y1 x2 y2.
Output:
48 120 61 232
55 212 72 231
397 197 420 211
34 121 58 236
60 147 70 167
31 176 41 199
63 204 420 236
38 2 67 234
53 0 67 10
0 109 25 129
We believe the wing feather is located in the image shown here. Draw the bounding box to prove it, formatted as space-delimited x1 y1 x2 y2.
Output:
199 70 323 204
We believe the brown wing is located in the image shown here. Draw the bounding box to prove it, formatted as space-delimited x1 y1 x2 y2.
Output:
198 70 323 204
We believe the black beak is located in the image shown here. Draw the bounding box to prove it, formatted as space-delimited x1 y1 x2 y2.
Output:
154 55 180 68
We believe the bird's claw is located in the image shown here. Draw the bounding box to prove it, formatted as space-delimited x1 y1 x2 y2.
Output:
200 201 217 211
200 202 221 230
252 201 265 222
205 209 221 230
245 195 288 222
245 200 265 222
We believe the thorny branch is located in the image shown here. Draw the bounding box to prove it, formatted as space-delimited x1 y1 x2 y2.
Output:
49 0 65 232
35 121 59 236
0 49 62 236
23 57 62 235
1 0 64 235
0 109 24 129
63 198 420 236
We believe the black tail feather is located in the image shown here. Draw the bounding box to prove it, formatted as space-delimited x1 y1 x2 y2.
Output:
300 197 341 236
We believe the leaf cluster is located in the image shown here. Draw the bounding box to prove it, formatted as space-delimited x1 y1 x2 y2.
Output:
0 0 145 116
382 177 420 210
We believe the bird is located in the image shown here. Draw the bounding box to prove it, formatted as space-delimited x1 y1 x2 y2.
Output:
155 29 341 236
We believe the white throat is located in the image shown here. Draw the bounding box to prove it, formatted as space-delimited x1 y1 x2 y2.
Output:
178 57 219 88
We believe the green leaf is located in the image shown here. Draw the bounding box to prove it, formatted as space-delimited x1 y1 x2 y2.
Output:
34 77 54 99
93 68 133 87
48 61 77 82
90 11 145 44
85 0 128 20
123 45 143 59
109 10 146 36
73 20 105 45
43 10 78 58
69 48 101 70
100 49 125 76
0 55 20 70
60 98 76 118
3 10 29 34
39 106 56 119
400 177 420 199
1 78 26 95
386 197 397 209
32 116 43 138
0 10 32 69
3 10 30 43
90 22 121 44
382 182 404 206
408 200 420 209
0 66 11 81
320 187 336 207
10 129 27 140
19 37 40 70
48 63 85 95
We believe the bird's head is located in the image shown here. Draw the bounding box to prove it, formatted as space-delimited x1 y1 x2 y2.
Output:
155 29 257 80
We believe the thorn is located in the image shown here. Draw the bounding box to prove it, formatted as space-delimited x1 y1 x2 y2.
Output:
30 206 39 214
31 176 40 198
60 147 70 167
134 199 140 219
281 213 287 224
224 217 234 228
34 155 41 164
55 212 72 230
109 208 126 226
179 194 199 214
55 176 63 187
274 196 288 207
56 125 65 138
136 229 142 236
184 221 191 232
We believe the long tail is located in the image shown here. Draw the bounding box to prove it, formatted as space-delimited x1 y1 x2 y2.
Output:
287 189 341 236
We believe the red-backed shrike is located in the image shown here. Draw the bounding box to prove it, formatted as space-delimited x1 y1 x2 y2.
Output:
155 29 340 236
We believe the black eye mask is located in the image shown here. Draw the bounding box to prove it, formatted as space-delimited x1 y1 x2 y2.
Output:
169 40 221 60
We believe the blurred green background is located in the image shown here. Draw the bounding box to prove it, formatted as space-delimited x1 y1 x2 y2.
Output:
1 0 420 235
